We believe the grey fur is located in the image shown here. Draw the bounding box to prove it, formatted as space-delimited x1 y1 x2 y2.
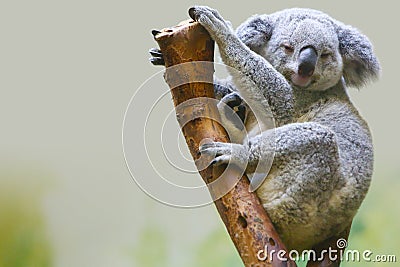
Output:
193 6 380 251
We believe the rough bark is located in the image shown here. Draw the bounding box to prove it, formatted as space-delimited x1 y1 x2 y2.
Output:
153 19 296 267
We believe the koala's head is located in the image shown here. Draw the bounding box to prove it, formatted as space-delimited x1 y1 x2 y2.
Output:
236 8 380 91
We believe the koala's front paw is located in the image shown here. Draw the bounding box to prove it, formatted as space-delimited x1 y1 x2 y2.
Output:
199 142 249 169
148 47 164 66
188 6 234 42
219 92 247 130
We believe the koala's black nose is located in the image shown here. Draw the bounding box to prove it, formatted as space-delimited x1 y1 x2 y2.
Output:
298 46 317 77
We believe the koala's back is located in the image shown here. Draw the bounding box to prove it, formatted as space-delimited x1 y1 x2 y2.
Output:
307 96 373 211
256 87 373 251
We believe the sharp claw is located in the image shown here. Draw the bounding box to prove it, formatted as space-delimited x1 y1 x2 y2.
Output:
149 57 165 66
210 158 230 168
198 147 209 155
237 105 246 122
149 48 164 65
188 7 197 21
222 93 242 107
149 48 162 57
151 29 161 37
200 143 214 150
226 98 242 109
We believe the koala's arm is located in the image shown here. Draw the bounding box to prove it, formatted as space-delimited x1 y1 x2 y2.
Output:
189 7 294 126
248 122 338 165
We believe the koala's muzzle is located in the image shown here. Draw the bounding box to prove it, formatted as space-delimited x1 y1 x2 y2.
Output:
298 46 317 77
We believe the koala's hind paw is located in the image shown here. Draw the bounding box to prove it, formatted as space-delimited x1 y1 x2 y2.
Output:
149 47 164 66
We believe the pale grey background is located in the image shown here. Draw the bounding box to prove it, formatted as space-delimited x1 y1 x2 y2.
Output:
0 1 398 266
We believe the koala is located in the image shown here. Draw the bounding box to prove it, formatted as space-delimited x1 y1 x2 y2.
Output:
150 6 380 253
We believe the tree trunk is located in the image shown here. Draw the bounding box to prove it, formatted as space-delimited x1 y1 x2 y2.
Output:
153 19 296 267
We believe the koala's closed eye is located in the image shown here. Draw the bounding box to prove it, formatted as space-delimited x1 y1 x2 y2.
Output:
320 52 333 59
281 43 294 54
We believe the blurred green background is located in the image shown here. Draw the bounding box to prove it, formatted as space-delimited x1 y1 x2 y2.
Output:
0 1 398 266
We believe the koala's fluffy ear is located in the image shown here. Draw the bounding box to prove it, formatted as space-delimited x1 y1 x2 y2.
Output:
236 14 274 54
336 22 381 88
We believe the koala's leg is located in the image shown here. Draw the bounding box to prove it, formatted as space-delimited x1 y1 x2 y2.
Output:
190 6 294 126
251 122 343 247
248 122 342 191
